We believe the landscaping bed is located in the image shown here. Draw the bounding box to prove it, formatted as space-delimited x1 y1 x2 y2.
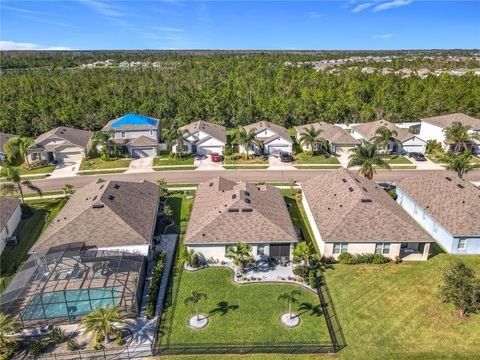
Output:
294 165 342 169
224 165 269 170
293 154 340 164
223 154 268 164
77 169 127 175
153 154 194 166
80 157 131 170
154 166 197 171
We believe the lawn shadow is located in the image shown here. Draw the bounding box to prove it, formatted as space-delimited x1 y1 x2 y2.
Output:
209 301 239 317
428 242 445 260
298 302 323 317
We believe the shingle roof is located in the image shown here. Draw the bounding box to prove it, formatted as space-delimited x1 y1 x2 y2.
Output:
184 177 298 245
396 173 480 236
301 168 432 243
126 135 158 147
0 198 21 230
31 179 159 252
102 114 160 131
294 122 360 146
34 127 93 149
243 121 293 144
0 132 18 154
421 113 480 130
352 120 413 143
180 121 227 144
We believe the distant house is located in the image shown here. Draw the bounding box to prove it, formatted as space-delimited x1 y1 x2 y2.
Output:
294 122 360 154
0 132 18 161
418 113 480 154
26 127 93 164
185 177 298 262
172 120 227 155
301 168 432 261
240 121 293 155
102 114 161 158
0 198 22 255
351 119 427 154
396 173 480 254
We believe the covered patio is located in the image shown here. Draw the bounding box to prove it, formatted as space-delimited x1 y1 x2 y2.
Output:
399 242 431 261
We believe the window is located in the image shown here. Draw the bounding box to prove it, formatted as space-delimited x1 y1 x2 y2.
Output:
32 152 39 161
183 145 188 152
433 222 439 233
257 245 266 256
149 130 153 136
250 143 256 151
376 243 390 254
333 243 348 254
458 238 467 250
121 131 126 138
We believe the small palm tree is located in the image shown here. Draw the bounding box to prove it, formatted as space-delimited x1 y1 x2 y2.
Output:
80 305 124 347
3 137 34 166
233 127 261 158
0 313 18 350
156 177 169 198
184 290 208 321
62 184 74 198
0 166 42 203
444 151 474 179
348 142 391 180
444 122 478 153
293 242 312 267
371 126 400 153
163 204 173 219
225 243 254 273
277 290 302 319
92 131 113 158
299 126 329 155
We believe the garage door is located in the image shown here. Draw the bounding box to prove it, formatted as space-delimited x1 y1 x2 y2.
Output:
131 147 155 158
403 145 425 154
56 151 83 162
267 146 289 154
198 146 222 155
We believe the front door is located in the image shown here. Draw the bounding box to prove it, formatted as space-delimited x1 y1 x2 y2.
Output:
47 152 55 162
191 145 197 154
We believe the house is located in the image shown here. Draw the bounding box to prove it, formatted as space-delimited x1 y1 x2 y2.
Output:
294 122 360 154
301 168 432 261
0 198 22 255
102 114 161 158
396 173 480 254
0 132 18 161
351 119 427 154
418 113 480 154
184 177 298 262
172 120 227 155
26 127 93 164
240 121 293 155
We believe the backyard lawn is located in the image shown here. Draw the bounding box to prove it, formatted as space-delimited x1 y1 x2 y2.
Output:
80 157 131 170
293 154 340 164
154 154 194 166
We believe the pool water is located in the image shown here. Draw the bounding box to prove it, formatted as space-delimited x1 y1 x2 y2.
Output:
22 287 122 321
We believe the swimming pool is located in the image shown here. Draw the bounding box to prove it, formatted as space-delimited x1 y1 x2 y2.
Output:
22 287 122 321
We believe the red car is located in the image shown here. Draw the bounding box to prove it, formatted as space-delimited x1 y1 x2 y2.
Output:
211 153 222 162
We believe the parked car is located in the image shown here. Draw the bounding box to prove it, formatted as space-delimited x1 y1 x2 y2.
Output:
280 152 293 162
378 182 396 192
408 152 427 161
211 153 222 162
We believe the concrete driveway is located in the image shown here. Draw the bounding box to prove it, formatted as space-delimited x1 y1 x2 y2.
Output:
267 154 295 170
50 160 81 178
194 155 224 170
126 157 154 173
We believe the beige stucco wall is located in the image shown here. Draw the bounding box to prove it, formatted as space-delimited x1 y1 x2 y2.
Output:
187 243 293 262
0 203 22 255
324 242 401 259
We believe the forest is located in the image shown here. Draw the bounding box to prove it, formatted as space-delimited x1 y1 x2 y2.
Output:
1 55 479 137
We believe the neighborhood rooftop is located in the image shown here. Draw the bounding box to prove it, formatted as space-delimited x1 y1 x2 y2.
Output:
34 126 93 149
294 122 360 146
244 121 293 144
421 113 480 129
180 120 227 144
396 173 480 236
102 114 160 131
0 197 21 230
184 177 298 245
352 119 413 142
302 168 432 243
31 179 159 252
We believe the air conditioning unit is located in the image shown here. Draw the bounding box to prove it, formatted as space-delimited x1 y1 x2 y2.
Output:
5 236 18 246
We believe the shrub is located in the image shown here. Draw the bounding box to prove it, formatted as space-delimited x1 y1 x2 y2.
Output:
387 189 397 200
339 252 388 265
338 252 354 264
373 253 387 264
146 251 167 318
293 265 309 282
191 253 201 268
308 271 317 288
95 333 104 344
114 331 123 346
321 256 337 264
393 256 402 264
67 340 78 351
48 326 65 345
30 339 45 355
93 342 102 351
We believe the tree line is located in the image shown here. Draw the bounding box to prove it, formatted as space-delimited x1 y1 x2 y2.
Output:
1 56 479 137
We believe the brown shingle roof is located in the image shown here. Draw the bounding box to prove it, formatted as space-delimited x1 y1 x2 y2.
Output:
0 132 18 154
185 177 298 245
421 113 480 130
34 127 93 149
294 122 360 146
243 121 293 144
180 121 227 144
302 168 432 243
31 179 159 252
396 173 480 236
0 198 21 230
352 120 413 142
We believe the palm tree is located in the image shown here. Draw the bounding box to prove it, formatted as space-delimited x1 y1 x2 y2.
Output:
299 126 329 155
444 151 474 179
233 127 261 158
92 131 113 158
0 313 18 350
0 166 42 203
62 184 74 198
162 126 179 152
3 137 34 167
80 304 124 347
348 142 391 180
370 126 400 153
225 242 254 273
277 290 302 319
444 122 478 153
293 242 312 267
156 177 169 198
184 290 208 321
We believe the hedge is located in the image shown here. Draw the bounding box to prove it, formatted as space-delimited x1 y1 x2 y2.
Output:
146 251 167 318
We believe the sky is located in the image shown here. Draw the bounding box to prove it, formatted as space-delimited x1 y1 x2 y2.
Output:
0 1 479 50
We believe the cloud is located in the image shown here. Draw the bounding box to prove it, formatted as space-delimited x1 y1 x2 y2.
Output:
373 0 413 11
0 40 72 50
308 11 322 19
351 2 376 13
373 34 393 39
151 26 186 33
78 0 123 17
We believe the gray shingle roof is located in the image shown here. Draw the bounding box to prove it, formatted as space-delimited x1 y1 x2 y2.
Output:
0 132 18 154
31 179 159 252
302 168 432 243
421 113 480 130
0 198 21 230
180 121 227 144
243 121 293 144
185 177 298 245
396 173 480 236
34 127 93 149
352 120 413 143
294 122 360 146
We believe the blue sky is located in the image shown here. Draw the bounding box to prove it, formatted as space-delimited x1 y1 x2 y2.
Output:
1 1 479 50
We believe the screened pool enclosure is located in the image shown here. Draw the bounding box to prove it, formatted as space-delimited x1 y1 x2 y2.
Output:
0 242 146 328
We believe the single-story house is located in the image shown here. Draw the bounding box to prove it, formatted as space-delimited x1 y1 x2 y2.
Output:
301 168 432 261
102 114 161 158
240 121 293 155
184 177 298 262
294 122 360 154
418 113 480 154
0 197 22 255
26 127 93 164
0 132 19 161
172 120 227 155
396 173 480 254
351 119 427 154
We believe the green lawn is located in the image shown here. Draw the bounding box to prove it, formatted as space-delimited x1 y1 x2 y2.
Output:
294 165 342 169
223 154 268 164
293 154 340 164
224 165 269 170
16 165 56 174
154 155 194 166
167 183 200 188
77 169 127 175
373 165 417 170
383 156 412 164
284 195 316 250
80 157 131 170
154 166 197 171
164 194 193 235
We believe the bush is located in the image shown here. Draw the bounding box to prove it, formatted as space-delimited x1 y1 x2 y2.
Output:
338 252 354 264
48 326 65 345
308 271 317 288
30 339 45 355
293 265 309 282
0 341 18 360
393 256 402 264
93 342 102 351
67 339 78 351
95 333 105 344
320 256 337 264
373 253 387 264
387 189 397 200
339 252 389 265
114 330 123 346
191 253 201 268
146 251 167 318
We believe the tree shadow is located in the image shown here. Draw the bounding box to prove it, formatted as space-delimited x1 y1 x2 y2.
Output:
209 301 239 317
298 302 323 317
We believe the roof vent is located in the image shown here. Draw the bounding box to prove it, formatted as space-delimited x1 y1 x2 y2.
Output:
355 178 360 183
245 198 251 204
445 177 452 181
113 183 120 189
242 208 253 212
92 195 98 201
99 185 104 189
232 194 237 199
107 195 114 200
244 191 250 196
348 187 354 192
361 198 372 203
228 208 239 212
362 187 368 192
92 203 104 209
457 184 465 189
342 178 347 183
209 182 213 187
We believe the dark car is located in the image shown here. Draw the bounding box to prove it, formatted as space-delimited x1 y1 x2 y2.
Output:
211 153 222 162
280 152 293 162
378 182 396 192
408 152 427 161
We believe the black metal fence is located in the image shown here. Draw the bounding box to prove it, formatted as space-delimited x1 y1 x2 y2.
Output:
31 344 152 360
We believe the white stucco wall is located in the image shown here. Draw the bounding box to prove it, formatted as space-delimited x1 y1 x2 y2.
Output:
0 203 22 255
301 194 326 255
419 122 445 144
96 244 150 257
114 129 159 141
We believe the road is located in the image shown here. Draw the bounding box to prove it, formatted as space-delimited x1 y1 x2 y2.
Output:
29 169 480 192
